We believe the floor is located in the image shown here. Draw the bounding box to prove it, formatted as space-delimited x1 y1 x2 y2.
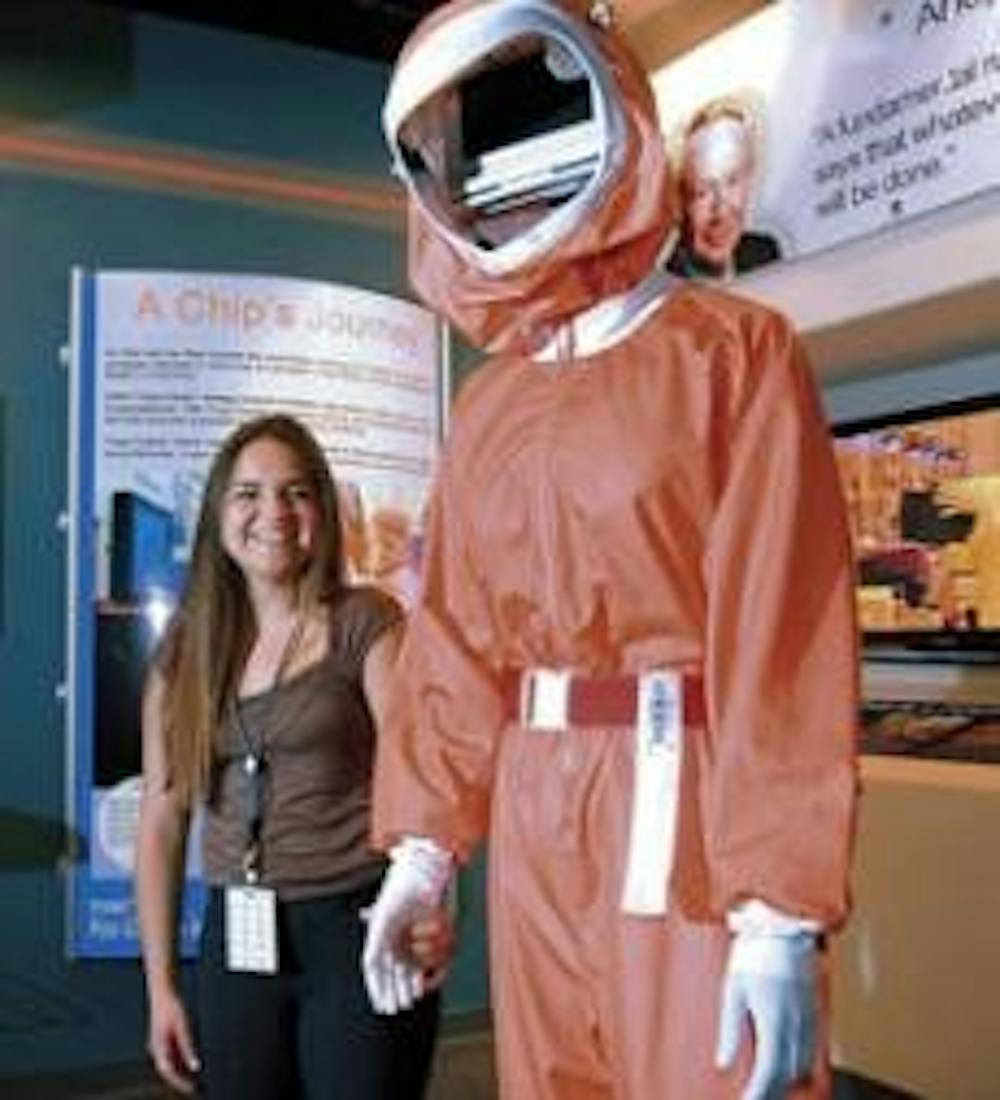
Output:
0 1020 923 1100
426 1019 497 1100
0 1019 497 1100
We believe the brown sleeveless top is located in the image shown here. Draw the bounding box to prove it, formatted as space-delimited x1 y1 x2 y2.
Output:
201 586 402 900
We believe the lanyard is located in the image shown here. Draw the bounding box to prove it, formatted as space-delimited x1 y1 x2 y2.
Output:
231 704 268 883
230 612 305 884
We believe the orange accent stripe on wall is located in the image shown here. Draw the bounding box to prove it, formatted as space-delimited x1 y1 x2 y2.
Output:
0 126 405 222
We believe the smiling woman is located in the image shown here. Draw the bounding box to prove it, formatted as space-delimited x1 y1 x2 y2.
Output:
134 414 451 1099
219 437 323 596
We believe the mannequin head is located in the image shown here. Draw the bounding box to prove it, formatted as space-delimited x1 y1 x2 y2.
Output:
383 0 676 352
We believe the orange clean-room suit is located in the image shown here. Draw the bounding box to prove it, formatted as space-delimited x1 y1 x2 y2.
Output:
373 2 858 1097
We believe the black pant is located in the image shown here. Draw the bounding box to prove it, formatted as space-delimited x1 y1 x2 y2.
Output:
196 883 440 1100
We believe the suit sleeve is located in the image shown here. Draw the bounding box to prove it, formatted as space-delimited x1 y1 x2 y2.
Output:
703 308 859 928
371 441 504 862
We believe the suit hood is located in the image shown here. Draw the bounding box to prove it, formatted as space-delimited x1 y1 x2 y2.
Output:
384 0 677 353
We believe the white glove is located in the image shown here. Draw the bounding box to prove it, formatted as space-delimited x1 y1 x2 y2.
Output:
715 904 819 1100
362 836 453 1015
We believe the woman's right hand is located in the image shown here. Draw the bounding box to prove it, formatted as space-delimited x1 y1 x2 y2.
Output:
147 985 200 1094
405 905 456 991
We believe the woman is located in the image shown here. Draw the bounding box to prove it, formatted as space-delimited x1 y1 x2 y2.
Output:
136 414 447 1099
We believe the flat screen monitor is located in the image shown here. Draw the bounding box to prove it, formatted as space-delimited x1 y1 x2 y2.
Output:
110 490 180 604
94 608 157 786
832 395 1000 663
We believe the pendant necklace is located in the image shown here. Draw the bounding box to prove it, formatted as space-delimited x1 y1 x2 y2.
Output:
232 609 307 883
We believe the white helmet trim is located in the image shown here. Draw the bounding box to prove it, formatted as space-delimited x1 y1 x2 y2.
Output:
384 0 627 276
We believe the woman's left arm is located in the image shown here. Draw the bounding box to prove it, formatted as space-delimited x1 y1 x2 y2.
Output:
361 620 403 736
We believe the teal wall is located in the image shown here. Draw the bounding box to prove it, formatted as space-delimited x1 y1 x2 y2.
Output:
0 7 487 1080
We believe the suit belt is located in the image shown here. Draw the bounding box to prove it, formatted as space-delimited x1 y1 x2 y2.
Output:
501 667 706 731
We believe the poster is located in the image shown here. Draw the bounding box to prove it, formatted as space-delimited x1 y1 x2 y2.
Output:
652 0 1000 278
67 270 443 957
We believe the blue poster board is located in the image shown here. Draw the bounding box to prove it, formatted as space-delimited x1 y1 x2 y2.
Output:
68 270 204 958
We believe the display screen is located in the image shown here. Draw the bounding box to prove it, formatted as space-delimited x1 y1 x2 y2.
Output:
110 490 180 603
833 398 1000 654
94 609 157 786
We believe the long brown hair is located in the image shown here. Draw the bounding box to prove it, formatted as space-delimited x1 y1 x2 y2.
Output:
155 414 344 803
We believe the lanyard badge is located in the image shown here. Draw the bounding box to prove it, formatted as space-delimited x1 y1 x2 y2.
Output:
225 883 278 974
225 718 278 973
222 612 305 974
